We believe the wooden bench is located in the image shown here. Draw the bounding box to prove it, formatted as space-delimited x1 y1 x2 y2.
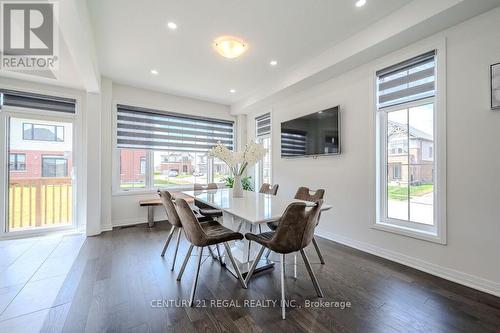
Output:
139 192 194 227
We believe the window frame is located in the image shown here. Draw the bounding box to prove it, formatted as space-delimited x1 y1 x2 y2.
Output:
0 105 79 238
41 155 69 178
22 122 64 142
374 42 446 245
9 153 26 172
254 112 272 189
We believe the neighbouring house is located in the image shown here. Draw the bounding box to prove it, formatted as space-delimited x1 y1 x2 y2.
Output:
119 149 146 184
156 152 197 175
9 118 73 181
387 120 434 186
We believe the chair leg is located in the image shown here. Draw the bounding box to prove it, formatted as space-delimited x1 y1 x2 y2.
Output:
293 253 297 279
161 226 176 257
247 224 253 262
215 244 225 266
299 249 323 298
312 237 325 265
189 247 204 307
280 253 286 320
171 228 182 271
223 242 247 289
207 246 216 259
244 245 265 285
258 224 262 234
177 244 194 281
264 248 272 260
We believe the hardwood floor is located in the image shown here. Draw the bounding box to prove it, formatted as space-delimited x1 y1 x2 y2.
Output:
0 223 499 333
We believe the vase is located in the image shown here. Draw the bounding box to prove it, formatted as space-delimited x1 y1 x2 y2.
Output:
232 175 244 198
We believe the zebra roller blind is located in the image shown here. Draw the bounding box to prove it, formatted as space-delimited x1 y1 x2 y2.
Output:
116 105 234 152
255 113 271 137
376 50 436 109
0 89 76 113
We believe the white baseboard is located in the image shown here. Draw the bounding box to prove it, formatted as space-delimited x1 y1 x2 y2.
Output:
316 230 500 298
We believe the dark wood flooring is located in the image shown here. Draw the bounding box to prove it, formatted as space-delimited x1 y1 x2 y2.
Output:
1 223 499 333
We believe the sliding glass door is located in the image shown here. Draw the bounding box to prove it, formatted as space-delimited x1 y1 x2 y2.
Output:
7 116 74 232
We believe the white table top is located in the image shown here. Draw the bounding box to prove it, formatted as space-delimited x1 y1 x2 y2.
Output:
182 188 332 224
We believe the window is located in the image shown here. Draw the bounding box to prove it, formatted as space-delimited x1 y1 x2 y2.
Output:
376 49 445 243
42 156 68 177
392 163 402 180
2 91 76 234
9 153 26 171
23 123 64 142
255 113 272 187
115 105 234 191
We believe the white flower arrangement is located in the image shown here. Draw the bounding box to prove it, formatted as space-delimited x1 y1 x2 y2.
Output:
209 141 267 176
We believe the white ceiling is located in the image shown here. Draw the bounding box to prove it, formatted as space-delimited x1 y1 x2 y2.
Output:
88 0 412 105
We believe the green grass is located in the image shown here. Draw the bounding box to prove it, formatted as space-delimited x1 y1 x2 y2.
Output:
388 184 433 201
8 184 72 230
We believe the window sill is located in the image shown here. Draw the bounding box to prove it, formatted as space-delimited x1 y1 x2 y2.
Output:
112 183 227 197
372 221 446 245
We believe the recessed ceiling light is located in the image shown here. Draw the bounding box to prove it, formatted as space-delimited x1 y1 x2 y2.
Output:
355 0 366 7
229 89 236 93
214 36 248 59
167 22 177 30
150 69 159 75
270 60 278 66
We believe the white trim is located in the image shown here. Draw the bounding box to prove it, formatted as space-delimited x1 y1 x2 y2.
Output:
111 213 168 229
317 230 500 297
254 109 273 188
374 37 447 244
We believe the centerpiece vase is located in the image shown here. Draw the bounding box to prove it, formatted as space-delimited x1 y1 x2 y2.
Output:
232 174 243 198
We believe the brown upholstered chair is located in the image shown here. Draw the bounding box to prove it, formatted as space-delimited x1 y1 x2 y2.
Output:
259 183 279 195
174 198 247 306
266 187 326 264
245 200 324 319
158 190 189 271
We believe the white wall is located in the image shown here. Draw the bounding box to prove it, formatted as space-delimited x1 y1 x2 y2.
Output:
245 8 500 295
101 83 234 229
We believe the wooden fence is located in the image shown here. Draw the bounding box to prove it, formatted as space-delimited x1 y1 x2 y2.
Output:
8 177 72 230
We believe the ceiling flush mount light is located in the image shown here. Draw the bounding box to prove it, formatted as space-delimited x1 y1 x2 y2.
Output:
229 89 236 93
214 36 248 59
355 0 366 7
167 22 177 30
150 69 159 75
269 60 278 66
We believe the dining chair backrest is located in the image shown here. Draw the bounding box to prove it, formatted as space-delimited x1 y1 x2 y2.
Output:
194 183 218 191
174 198 208 247
294 187 325 202
269 200 323 253
158 190 183 228
259 183 279 195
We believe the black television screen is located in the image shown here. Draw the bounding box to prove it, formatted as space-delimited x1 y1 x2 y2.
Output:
281 106 340 157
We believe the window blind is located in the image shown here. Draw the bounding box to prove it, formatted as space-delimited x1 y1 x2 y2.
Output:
255 113 271 137
0 89 76 113
376 50 436 109
116 104 234 152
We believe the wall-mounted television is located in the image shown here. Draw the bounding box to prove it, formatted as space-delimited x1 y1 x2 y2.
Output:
281 106 340 158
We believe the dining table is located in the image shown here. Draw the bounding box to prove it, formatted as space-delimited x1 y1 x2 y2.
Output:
182 188 332 279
